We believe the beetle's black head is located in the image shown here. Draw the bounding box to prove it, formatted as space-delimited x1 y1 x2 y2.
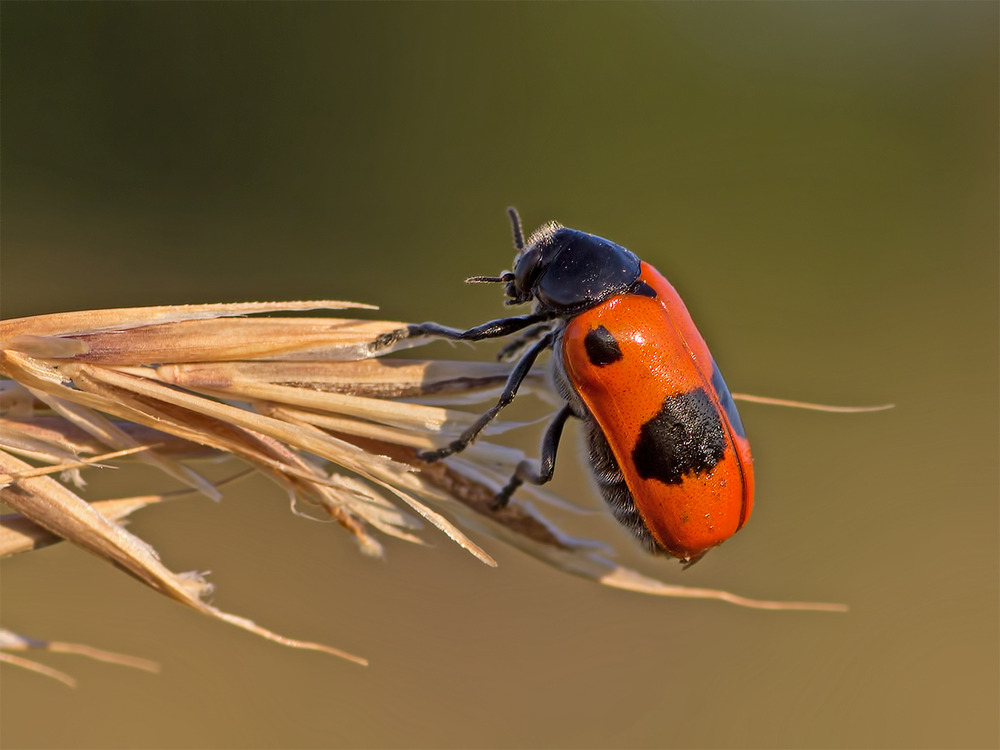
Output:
468 208 643 315
511 210 642 314
506 219 564 305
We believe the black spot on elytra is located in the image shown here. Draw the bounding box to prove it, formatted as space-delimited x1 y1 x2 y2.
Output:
584 325 623 366
632 388 726 485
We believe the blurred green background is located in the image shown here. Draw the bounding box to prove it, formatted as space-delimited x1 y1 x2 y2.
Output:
2 3 997 748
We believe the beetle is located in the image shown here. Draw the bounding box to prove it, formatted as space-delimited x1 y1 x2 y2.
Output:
382 208 754 564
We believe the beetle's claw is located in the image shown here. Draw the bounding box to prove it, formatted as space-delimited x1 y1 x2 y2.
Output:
372 326 411 351
490 491 512 511
417 445 456 463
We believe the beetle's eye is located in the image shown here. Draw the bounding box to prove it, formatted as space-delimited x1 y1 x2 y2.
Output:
512 245 543 298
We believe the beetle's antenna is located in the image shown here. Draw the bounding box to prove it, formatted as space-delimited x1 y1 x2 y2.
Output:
466 272 514 284
507 206 525 251
464 208 524 285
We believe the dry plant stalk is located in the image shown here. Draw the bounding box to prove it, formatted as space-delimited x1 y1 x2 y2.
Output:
1 302 846 683
0 628 159 688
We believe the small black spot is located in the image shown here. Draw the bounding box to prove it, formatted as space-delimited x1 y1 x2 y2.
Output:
632 388 726 485
630 281 658 299
584 325 623 366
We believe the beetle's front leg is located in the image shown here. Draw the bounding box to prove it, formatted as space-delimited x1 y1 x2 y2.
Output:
373 313 552 351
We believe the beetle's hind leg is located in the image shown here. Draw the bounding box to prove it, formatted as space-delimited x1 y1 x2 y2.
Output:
493 404 574 508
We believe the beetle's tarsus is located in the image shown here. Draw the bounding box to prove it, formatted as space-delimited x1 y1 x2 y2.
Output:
372 326 412 351
417 444 459 463
491 486 516 510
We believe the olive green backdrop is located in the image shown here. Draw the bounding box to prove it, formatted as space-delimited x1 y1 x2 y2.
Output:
2 3 997 748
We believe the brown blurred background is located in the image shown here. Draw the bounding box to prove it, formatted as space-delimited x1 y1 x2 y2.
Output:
2 3 997 748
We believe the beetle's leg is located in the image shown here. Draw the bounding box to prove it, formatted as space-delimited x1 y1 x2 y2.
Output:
373 313 551 351
495 322 557 363
419 330 556 462
493 404 574 508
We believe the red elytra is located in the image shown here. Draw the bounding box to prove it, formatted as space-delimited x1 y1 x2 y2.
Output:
559 261 753 561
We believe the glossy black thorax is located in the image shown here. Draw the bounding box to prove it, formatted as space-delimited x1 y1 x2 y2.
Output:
507 223 642 315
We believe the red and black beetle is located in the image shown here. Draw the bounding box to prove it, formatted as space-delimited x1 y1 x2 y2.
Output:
383 208 754 563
